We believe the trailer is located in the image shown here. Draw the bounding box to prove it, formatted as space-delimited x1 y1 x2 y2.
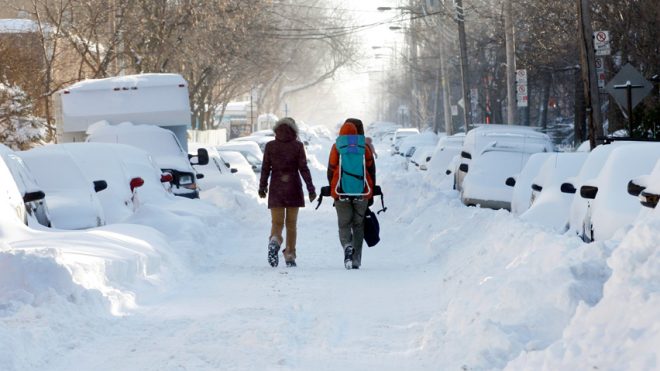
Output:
53 73 192 151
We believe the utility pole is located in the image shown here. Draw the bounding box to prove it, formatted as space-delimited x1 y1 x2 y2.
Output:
577 0 603 149
408 0 419 129
504 0 516 125
439 18 453 134
454 0 472 132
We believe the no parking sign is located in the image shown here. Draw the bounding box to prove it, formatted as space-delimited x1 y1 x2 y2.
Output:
594 30 611 56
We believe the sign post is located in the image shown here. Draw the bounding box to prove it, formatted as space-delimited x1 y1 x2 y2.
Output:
605 64 653 137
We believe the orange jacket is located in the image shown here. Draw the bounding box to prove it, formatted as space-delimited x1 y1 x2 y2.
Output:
327 122 376 199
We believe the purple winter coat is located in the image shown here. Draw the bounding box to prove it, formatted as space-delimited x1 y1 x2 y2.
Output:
259 121 315 208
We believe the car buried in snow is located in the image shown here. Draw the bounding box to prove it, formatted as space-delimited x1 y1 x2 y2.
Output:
575 142 660 242
0 144 52 228
86 122 209 199
455 124 554 192
460 141 550 210
18 145 108 230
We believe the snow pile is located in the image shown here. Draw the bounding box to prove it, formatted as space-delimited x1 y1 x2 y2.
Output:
507 209 660 370
380 157 614 369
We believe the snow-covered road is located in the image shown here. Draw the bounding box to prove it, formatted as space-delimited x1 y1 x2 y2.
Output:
41 187 448 370
3 140 658 370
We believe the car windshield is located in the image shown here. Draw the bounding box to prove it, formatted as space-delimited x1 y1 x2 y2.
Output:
91 130 184 157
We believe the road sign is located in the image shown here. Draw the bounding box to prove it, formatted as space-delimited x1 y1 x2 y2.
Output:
596 57 606 88
598 72 606 89
593 30 611 56
606 63 653 110
425 0 442 12
516 69 528 107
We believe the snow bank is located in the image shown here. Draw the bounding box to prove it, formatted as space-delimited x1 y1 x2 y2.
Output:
380 156 613 370
507 209 660 370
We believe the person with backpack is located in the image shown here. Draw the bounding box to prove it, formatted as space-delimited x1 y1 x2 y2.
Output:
327 118 376 270
259 117 316 268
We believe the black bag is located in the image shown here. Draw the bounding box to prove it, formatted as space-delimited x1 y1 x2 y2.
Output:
363 207 380 247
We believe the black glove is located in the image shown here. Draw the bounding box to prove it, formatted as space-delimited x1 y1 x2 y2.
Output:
258 188 267 198
309 192 317 203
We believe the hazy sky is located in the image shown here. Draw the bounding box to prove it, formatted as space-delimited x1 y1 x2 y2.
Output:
287 0 403 128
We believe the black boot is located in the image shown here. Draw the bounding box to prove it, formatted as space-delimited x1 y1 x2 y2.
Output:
343 245 353 270
268 239 280 267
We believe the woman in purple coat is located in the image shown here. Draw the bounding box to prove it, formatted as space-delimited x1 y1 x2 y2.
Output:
259 117 316 267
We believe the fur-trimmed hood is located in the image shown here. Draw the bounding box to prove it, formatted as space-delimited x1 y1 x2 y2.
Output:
273 117 298 142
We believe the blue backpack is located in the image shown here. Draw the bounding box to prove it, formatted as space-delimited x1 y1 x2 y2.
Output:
335 134 370 197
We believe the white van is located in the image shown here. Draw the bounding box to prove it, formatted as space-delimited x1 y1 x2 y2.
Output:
461 142 549 210
456 124 554 192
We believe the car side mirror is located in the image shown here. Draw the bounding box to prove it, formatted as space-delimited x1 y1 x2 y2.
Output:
425 156 432 162
580 185 598 199
23 190 45 203
505 177 516 187
160 172 173 183
231 168 238 174
640 191 659 208
194 148 209 165
531 183 542 192
627 180 645 196
130 177 144 192
93 180 108 193
196 173 204 179
445 169 452 175
560 182 576 194
460 151 472 159
459 163 469 173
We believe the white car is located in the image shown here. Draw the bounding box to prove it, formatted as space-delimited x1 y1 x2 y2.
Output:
563 141 634 240
426 133 465 174
189 145 243 192
217 150 257 186
0 148 30 226
56 143 153 224
410 145 436 171
461 142 550 210
0 144 51 227
218 140 264 173
18 146 107 230
456 124 554 192
520 152 588 232
230 133 275 152
391 128 420 155
628 159 660 210
507 152 553 216
86 122 208 199
398 132 439 157
576 142 660 242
